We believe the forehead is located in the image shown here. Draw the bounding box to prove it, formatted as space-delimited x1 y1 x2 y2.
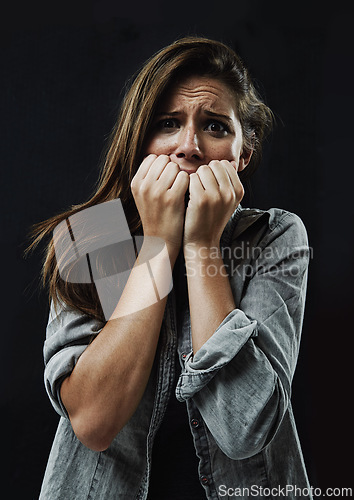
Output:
159 75 236 113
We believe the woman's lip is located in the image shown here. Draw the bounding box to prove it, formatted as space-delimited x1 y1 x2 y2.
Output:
178 166 198 175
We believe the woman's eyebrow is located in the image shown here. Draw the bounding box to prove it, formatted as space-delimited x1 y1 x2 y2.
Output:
203 109 233 124
155 110 233 123
155 111 181 117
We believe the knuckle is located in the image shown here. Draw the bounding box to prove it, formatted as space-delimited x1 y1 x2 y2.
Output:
213 193 223 206
223 191 234 205
131 177 140 194
197 194 207 208
139 181 150 196
238 184 245 198
165 192 177 206
150 187 161 201
198 199 208 211
206 193 220 207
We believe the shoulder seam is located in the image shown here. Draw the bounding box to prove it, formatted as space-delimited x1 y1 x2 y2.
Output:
268 210 296 232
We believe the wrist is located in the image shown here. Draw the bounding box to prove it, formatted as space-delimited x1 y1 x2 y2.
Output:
183 242 229 282
139 237 180 268
183 241 221 261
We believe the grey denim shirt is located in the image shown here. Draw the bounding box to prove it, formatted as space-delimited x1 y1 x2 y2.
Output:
39 205 312 500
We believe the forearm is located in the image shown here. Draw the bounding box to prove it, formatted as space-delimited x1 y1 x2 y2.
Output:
61 240 176 451
184 243 236 354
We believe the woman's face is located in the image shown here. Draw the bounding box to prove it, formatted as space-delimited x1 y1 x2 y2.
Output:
144 75 250 174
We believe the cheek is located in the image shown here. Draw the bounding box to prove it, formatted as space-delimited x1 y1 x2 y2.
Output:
208 139 240 161
229 136 243 160
144 136 173 155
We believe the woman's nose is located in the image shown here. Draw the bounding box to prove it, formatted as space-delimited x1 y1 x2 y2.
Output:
173 126 203 161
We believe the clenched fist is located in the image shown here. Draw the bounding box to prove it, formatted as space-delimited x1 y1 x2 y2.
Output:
183 160 244 248
131 154 189 259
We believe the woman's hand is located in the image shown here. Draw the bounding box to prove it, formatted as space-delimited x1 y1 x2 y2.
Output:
131 154 189 259
183 160 244 249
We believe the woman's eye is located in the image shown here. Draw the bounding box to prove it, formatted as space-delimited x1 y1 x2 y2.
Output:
159 119 178 129
205 121 228 134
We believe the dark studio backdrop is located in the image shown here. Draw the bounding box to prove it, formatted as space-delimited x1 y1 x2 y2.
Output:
2 1 353 497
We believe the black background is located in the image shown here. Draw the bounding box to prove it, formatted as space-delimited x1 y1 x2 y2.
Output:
2 1 353 498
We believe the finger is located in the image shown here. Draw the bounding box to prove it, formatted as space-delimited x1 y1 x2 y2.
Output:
223 161 244 200
222 160 238 185
169 170 190 196
221 160 241 188
144 154 171 181
158 161 181 188
133 154 157 182
208 160 234 191
195 164 218 191
189 171 205 197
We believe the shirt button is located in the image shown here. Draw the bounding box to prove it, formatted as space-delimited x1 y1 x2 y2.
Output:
200 476 209 485
191 418 200 428
181 352 187 360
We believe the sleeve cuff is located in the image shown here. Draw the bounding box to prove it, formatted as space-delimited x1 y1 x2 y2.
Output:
44 344 89 419
176 308 258 401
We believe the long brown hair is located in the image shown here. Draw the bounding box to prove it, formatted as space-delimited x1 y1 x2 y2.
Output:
25 36 274 321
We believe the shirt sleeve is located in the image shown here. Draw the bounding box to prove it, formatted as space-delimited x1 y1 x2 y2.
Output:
43 299 105 419
175 211 310 460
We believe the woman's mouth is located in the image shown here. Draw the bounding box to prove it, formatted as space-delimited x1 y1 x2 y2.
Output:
178 166 198 175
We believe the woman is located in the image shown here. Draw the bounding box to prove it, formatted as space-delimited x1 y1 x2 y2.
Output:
29 37 312 499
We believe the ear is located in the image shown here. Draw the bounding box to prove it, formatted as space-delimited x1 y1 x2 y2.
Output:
238 147 253 172
238 133 255 171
